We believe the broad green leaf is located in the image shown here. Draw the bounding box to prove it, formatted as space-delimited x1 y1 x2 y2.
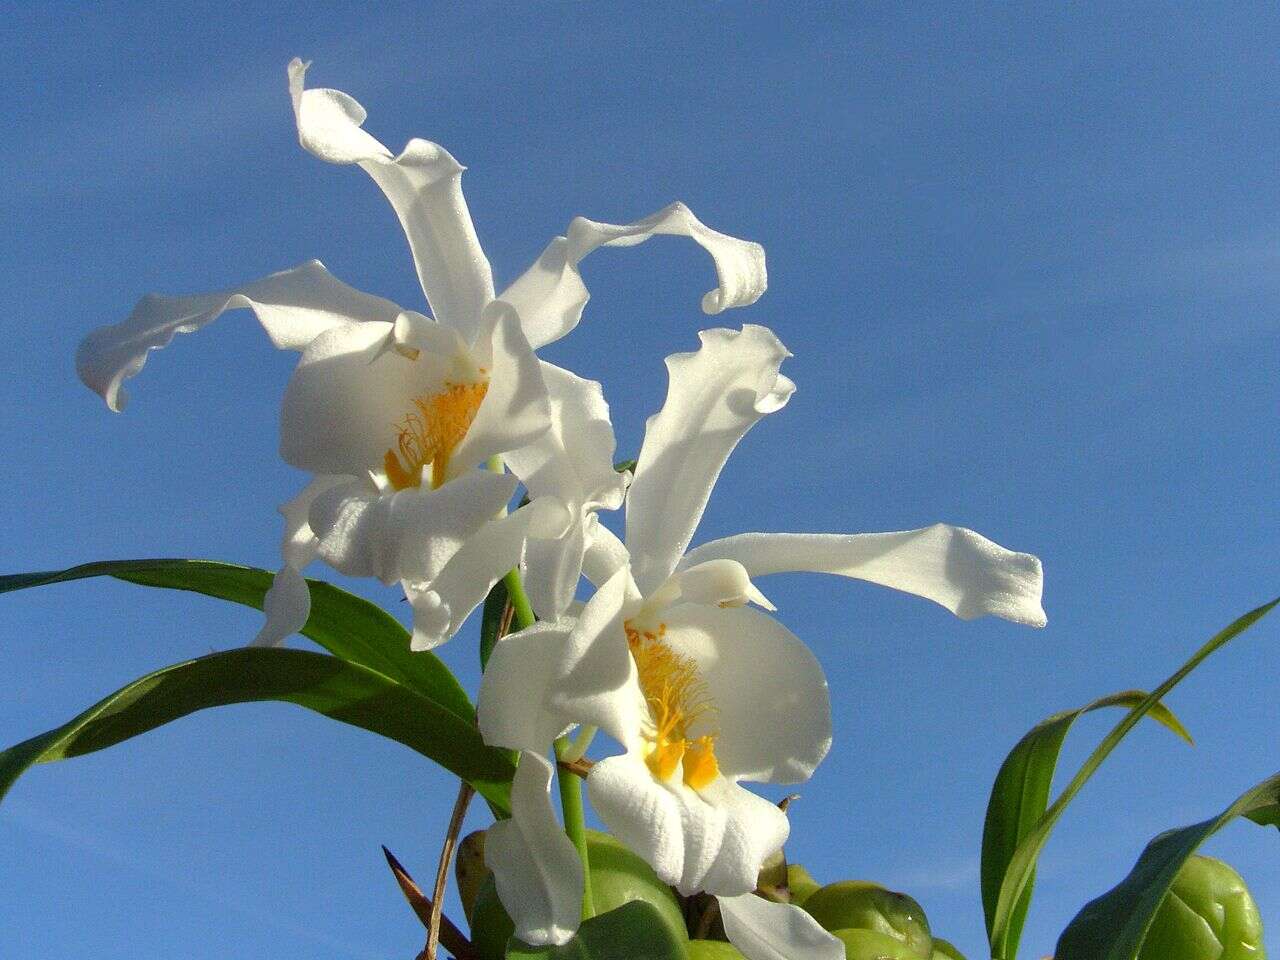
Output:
980 690 1192 959
1055 772 1280 960
0 647 515 813
988 598 1279 957
0 559 472 722
505 901 687 960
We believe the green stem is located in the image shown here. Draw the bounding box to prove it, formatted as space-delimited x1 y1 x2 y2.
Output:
501 562 592 919
555 735 595 920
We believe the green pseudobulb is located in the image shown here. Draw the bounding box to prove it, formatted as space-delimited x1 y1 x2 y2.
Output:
930 937 966 959
455 830 488 923
803 881 932 956
787 864 821 906
832 928 928 959
1137 854 1265 960
469 829 688 959
687 940 746 960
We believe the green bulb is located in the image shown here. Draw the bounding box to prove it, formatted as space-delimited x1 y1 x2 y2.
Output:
831 928 929 959
1137 854 1265 960
804 881 933 956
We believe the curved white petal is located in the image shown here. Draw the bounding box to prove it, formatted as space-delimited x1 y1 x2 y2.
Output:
659 604 831 785
501 203 767 350
308 471 517 585
279 474 353 569
680 524 1047 628
446 302 552 479
587 754 687 889
581 523 630 588
279 316 463 476
547 568 645 749
695 779 789 895
406 497 572 650
478 620 577 752
487 752 584 948
289 59 494 337
252 564 311 648
652 559 774 612
522 519 587 624
78 260 400 412
626 325 794 594
717 894 844 960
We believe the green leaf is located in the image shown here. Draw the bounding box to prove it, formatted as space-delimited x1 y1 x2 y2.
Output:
980 690 1192 959
0 647 515 814
480 576 511 671
0 559 472 722
505 901 687 960
1055 771 1280 960
987 597 1279 958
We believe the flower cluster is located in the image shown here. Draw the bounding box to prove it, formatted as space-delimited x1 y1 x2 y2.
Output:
76 61 1046 960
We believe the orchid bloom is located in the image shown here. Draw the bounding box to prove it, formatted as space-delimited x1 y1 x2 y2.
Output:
476 323 1046 958
75 58 767 649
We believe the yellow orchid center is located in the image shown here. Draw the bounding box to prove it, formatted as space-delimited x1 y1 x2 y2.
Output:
384 378 489 490
626 621 721 790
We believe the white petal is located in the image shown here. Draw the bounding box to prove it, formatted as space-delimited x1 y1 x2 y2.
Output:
581 523 630 588
680 524 1047 628
406 497 572 650
308 472 517 585
478 620 577 752
695 779 789 895
504 362 626 515
487 752 584 948
289 59 494 337
251 565 311 648
587 754 687 888
78 260 400 412
626 325 794 594
500 203 767 350
659 604 831 785
547 568 645 749
522 519 588 624
654 559 774 612
278 475 353 569
446 302 552 479
279 316 462 476
717 894 844 960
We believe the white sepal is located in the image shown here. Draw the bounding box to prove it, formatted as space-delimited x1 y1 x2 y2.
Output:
487 752 584 948
78 260 399 412
717 894 844 960
680 523 1047 627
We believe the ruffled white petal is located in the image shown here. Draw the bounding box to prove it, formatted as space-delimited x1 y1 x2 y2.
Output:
501 203 767 350
717 894 844 960
478 620 577 752
504 362 627 619
78 260 400 412
658 604 831 785
680 523 1047 628
547 568 645 749
279 317 462 477
626 325 794 594
289 59 494 337
446 302 552 479
406 497 572 650
252 564 311 648
251 475 353 648
587 753 688 889
307 471 517 585
580 523 630 588
487 752 584 948
588 755 787 897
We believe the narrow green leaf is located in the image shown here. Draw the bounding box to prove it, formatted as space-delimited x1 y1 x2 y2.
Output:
480 576 511 671
988 597 1279 957
981 690 1192 959
0 647 514 814
1056 771 1280 960
505 901 686 960
0 559 472 722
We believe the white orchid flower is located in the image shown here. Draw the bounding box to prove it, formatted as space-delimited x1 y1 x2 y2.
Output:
476 323 1045 958
75 58 767 649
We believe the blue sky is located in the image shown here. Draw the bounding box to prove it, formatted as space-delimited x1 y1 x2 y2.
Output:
2 3 1278 958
